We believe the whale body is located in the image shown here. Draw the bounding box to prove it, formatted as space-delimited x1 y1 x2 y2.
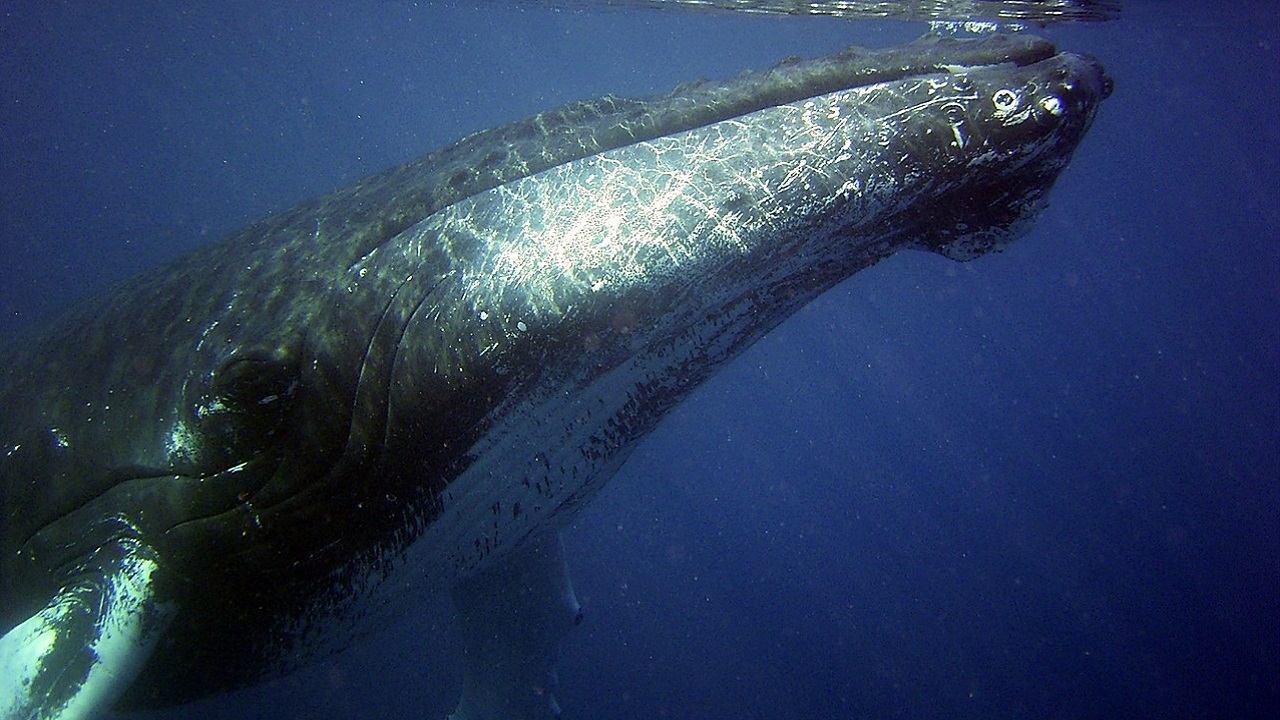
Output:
0 34 1109 720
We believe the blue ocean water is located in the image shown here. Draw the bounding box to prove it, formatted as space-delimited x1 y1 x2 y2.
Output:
1 1 1276 719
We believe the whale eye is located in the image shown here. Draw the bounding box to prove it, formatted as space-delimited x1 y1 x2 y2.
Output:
209 351 298 412
992 88 1020 114
195 348 299 464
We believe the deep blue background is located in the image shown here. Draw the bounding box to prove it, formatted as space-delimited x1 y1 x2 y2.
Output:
2 1 1277 718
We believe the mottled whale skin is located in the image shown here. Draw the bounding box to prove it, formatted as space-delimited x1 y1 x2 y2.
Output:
0 34 1108 720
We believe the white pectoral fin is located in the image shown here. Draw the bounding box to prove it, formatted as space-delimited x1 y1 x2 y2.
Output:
0 532 173 720
450 533 583 720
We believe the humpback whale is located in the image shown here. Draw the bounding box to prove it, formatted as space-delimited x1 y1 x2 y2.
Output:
0 33 1109 720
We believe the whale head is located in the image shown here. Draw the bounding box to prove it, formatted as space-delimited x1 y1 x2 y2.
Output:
344 34 1113 578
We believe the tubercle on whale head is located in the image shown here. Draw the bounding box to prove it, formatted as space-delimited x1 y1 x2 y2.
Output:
900 50 1113 261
